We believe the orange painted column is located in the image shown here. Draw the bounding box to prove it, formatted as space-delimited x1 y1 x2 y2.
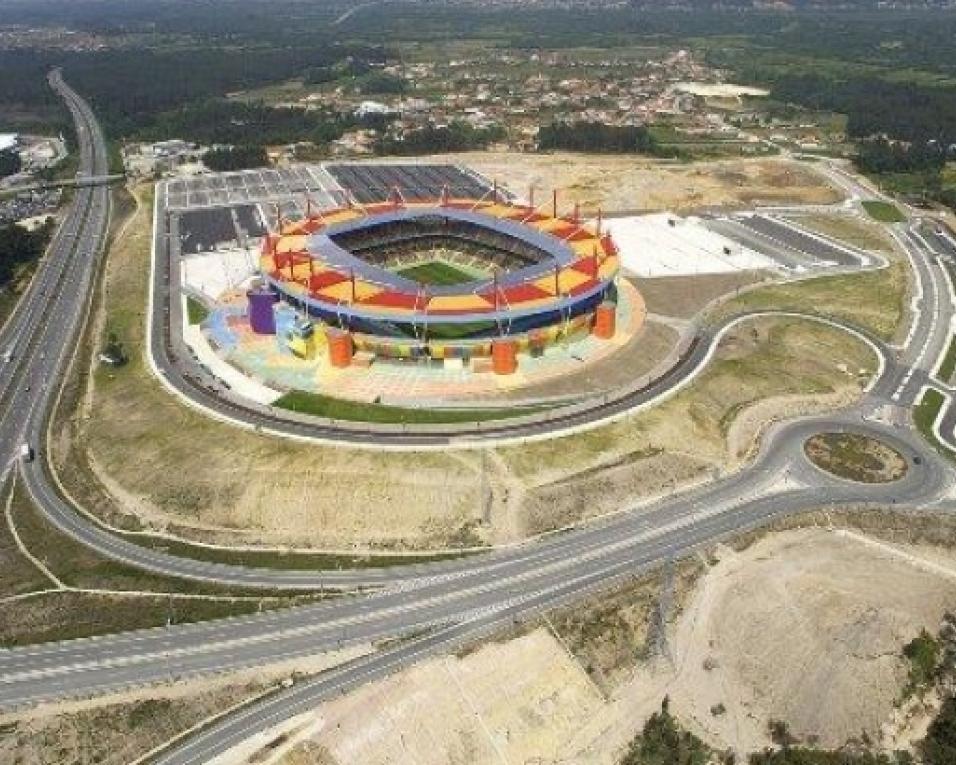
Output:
593 301 617 339
326 328 354 368
491 339 518 375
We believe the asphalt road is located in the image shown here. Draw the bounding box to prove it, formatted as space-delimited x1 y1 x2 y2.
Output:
3 79 956 763
0 70 109 486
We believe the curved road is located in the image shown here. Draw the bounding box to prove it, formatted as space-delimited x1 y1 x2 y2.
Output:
3 75 956 763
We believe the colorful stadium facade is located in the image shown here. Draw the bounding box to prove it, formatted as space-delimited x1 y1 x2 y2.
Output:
257 196 624 368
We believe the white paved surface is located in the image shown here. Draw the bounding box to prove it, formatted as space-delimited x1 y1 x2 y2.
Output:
181 248 259 300
182 308 282 405
599 213 775 277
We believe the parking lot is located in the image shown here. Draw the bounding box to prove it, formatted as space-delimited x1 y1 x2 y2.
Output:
165 165 345 212
325 163 494 204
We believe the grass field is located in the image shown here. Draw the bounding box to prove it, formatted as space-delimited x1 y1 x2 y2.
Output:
274 390 543 424
914 388 955 460
861 200 906 223
0 479 320 646
937 335 956 383
396 260 479 286
186 295 209 325
798 213 896 254
711 260 907 341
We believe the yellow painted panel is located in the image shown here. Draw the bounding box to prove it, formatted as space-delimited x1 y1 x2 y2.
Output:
275 235 307 254
427 294 492 312
532 274 559 295
322 209 364 225
291 263 313 281
318 280 382 302
570 238 602 256
557 268 589 293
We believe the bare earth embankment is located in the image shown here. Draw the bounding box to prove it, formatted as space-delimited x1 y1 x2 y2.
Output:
424 152 843 213
233 524 956 765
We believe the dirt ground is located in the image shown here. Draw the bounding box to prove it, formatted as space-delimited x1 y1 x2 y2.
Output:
639 270 768 320
226 526 956 765
425 152 844 213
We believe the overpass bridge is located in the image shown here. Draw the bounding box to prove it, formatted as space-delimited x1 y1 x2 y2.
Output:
1 172 124 195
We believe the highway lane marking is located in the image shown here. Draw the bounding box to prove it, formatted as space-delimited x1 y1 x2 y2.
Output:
891 227 941 402
151 507 797 764
0 481 798 687
916 383 956 456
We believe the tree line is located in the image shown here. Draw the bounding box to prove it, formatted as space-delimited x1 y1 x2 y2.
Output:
374 123 506 156
537 121 679 157
0 220 54 289
203 146 269 172
0 150 21 179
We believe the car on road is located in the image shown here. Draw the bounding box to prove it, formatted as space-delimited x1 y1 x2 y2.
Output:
19 443 34 462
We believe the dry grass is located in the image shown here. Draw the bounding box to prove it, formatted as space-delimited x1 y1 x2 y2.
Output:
549 557 705 692
56 185 490 550
496 317 877 537
797 213 898 254
425 152 843 213
804 432 908 484
0 681 266 765
710 260 908 342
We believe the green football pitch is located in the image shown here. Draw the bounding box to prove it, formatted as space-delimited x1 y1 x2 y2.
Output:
395 260 478 286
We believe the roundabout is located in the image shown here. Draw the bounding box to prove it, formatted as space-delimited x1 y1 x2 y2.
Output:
804 431 909 484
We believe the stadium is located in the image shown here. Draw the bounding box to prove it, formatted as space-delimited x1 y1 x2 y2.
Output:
255 192 623 374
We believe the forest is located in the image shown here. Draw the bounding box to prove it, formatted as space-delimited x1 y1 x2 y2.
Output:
0 150 21 178
374 123 506 156
537 122 677 157
203 145 269 172
136 101 356 148
0 220 54 289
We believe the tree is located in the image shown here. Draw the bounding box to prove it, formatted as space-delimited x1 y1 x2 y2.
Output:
203 145 269 172
537 121 677 157
621 697 712 765
921 695 956 765
0 149 21 179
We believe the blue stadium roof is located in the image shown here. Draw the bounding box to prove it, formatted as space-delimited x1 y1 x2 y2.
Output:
306 207 577 296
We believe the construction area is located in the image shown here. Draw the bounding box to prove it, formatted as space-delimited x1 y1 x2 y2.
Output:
8 517 955 765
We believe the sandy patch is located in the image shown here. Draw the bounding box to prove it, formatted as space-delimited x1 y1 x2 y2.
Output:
233 528 956 765
425 152 843 213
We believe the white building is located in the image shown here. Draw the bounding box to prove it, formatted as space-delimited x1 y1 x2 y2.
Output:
0 133 19 153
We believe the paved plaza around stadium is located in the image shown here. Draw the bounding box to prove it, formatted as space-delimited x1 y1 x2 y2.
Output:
169 161 874 417
194 278 646 405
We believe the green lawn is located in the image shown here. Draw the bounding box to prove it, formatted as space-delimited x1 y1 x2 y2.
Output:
913 388 955 460
274 390 544 424
937 335 956 383
396 260 479 286
861 200 906 223
186 295 209 325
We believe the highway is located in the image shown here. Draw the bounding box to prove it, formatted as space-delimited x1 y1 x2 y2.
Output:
0 70 110 487
2 77 956 763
